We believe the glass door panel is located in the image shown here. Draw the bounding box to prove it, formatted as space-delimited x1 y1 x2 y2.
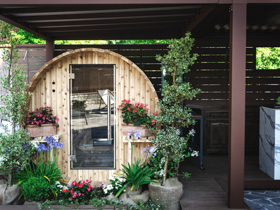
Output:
70 64 115 169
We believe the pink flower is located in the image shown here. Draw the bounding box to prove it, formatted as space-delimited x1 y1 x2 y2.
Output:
146 108 149 112
56 117 59 122
87 187 91 192
81 180 85 184
71 181 76 186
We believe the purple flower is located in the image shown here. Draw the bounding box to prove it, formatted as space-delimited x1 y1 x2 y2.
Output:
38 143 48 153
141 147 147 154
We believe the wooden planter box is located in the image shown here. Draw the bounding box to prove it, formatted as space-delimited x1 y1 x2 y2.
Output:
26 124 57 138
122 124 153 137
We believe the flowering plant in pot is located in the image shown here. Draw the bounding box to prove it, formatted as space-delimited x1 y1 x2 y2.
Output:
148 33 200 210
118 100 157 137
25 106 59 137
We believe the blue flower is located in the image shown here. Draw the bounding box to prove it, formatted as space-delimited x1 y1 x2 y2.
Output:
5 151 8 155
141 147 147 154
7 146 10 149
38 143 48 153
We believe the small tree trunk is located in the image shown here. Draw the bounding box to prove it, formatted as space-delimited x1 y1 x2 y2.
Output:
162 156 169 186
176 162 180 175
8 172 12 187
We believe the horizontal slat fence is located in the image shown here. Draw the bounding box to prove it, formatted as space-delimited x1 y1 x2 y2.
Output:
14 44 280 107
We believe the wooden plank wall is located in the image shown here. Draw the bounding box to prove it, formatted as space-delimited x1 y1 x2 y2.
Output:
27 48 158 182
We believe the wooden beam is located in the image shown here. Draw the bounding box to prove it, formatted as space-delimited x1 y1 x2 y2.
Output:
186 6 216 32
46 39 54 62
186 5 229 36
0 0 278 5
0 0 220 5
228 3 247 209
0 15 52 41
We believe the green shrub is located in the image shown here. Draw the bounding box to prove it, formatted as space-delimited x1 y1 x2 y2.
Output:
21 176 51 201
115 158 157 196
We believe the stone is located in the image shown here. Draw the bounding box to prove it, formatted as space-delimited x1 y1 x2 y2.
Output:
119 192 137 206
106 193 119 201
149 177 183 210
125 186 142 196
0 184 23 205
130 190 149 204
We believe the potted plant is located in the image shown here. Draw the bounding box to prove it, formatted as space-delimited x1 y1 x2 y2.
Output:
118 100 156 137
115 158 157 197
25 106 59 137
0 22 36 204
148 33 200 210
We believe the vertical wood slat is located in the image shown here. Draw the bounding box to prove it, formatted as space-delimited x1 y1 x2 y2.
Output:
27 48 159 182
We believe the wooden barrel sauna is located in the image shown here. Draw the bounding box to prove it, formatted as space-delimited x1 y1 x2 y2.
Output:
27 48 159 182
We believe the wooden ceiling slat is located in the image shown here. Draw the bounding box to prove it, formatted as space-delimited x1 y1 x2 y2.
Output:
28 14 191 27
6 5 200 16
45 25 184 36
17 9 197 22
39 21 187 32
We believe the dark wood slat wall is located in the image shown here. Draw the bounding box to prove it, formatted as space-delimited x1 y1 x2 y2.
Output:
17 44 279 107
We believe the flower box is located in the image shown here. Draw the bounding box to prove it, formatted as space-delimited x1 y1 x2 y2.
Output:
26 124 57 138
122 124 153 137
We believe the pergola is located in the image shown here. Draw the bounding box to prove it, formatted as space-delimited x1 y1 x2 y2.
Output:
0 0 280 208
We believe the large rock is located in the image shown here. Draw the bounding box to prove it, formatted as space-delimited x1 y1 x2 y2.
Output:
106 193 119 201
149 177 183 210
0 183 23 205
129 190 149 204
119 192 137 206
125 186 142 196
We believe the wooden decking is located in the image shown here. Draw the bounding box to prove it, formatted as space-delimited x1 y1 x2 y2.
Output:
179 155 270 210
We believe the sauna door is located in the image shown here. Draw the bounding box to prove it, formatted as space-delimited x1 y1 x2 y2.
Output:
70 64 116 169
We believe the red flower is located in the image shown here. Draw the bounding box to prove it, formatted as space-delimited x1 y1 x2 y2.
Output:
72 181 76 186
153 112 158 116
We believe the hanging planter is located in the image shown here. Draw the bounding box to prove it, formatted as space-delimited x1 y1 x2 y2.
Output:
122 124 153 137
25 106 59 138
26 124 57 138
118 100 157 137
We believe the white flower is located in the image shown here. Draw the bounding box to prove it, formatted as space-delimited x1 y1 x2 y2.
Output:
191 150 199 157
189 129 195 136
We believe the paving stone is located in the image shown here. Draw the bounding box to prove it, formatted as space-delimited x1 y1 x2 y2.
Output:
244 190 280 210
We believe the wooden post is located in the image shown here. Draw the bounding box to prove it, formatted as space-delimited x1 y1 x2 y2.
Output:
46 39 54 62
228 3 247 209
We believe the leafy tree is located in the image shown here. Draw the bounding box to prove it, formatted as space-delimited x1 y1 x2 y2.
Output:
150 33 200 185
0 20 35 186
256 47 280 70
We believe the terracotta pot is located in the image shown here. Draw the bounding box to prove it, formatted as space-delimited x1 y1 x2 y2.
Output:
26 124 57 138
122 124 153 137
